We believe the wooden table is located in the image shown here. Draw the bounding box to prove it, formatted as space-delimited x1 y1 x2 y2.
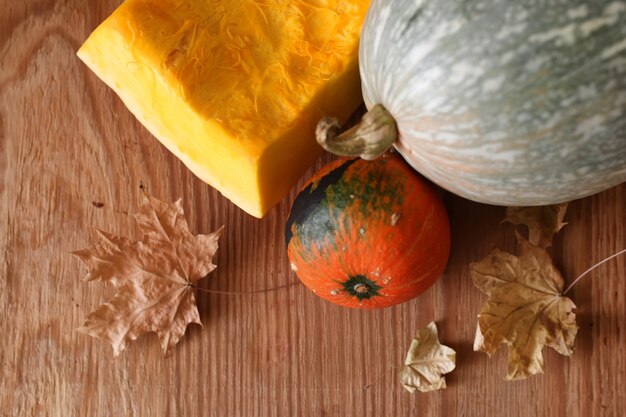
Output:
2 2 625 416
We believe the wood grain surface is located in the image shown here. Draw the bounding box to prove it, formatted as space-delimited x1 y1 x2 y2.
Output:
2 1 625 416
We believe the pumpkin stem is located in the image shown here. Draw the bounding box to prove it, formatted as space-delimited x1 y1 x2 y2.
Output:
316 104 398 160
354 283 370 294
342 275 382 300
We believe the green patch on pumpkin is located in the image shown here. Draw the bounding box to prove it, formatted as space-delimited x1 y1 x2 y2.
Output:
286 158 407 257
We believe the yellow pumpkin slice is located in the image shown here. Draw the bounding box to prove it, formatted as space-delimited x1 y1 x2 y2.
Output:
78 0 369 217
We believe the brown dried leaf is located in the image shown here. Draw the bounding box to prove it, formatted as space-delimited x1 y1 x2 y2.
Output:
73 194 223 356
503 203 568 248
400 322 456 393
471 237 578 380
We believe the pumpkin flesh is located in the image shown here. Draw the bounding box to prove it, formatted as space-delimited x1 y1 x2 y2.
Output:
77 0 369 217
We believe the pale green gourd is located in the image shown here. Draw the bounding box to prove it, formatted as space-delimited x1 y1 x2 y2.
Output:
318 0 626 205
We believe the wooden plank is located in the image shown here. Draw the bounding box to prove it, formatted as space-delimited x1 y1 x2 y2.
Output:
1 1 625 416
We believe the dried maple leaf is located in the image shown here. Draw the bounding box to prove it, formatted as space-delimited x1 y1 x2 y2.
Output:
503 203 568 248
400 322 456 393
471 237 578 380
73 194 223 356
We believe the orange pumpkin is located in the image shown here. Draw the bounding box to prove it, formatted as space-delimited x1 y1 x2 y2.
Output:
285 154 450 308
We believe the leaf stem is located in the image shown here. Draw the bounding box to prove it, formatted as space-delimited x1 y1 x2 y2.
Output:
563 248 626 295
190 281 299 295
363 366 399 390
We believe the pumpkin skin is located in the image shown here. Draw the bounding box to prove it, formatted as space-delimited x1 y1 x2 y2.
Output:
328 0 626 206
285 154 450 309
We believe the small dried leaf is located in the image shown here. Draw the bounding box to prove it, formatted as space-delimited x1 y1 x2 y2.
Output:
471 237 578 380
400 322 456 393
503 203 568 248
73 194 224 356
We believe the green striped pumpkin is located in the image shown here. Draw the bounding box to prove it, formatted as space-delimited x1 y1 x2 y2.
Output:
317 0 626 205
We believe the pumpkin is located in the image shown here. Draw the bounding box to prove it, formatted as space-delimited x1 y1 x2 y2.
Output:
77 0 370 218
285 154 450 309
317 0 626 206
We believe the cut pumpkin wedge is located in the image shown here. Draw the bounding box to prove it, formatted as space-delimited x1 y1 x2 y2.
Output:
77 0 369 217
